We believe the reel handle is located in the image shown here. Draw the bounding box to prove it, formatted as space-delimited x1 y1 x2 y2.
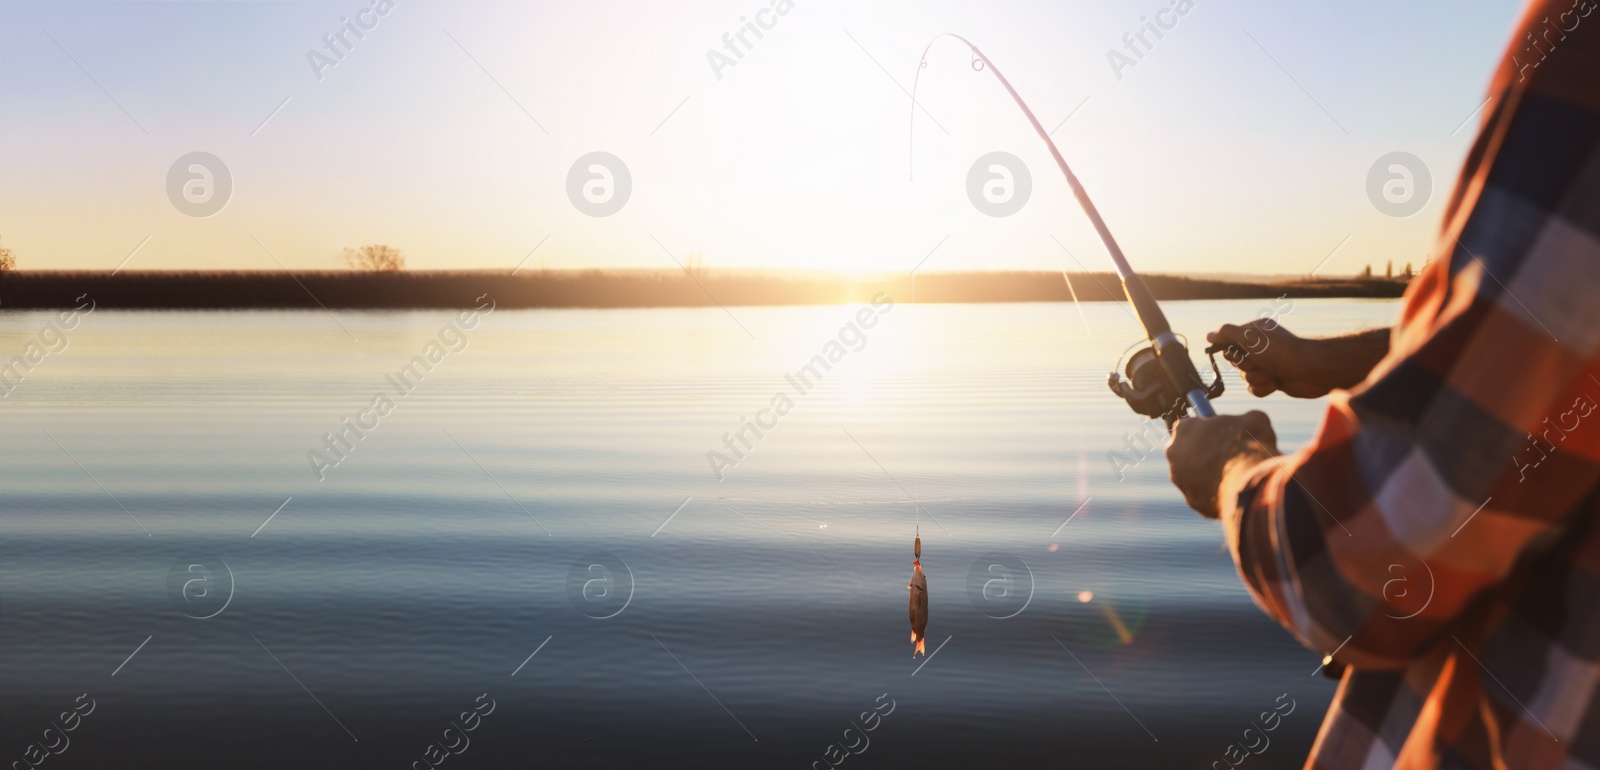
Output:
1203 342 1248 368
1176 344 1236 420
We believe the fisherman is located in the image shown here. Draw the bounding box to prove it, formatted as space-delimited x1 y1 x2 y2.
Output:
1164 2 1600 766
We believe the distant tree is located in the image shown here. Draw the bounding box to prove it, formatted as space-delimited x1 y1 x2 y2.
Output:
344 244 404 272
1385 260 1393 280
1360 264 1373 279
683 252 706 277
1402 261 1413 280
0 245 13 272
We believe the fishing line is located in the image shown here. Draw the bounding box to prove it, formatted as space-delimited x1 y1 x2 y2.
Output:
899 34 1235 657
908 33 1130 284
908 33 1225 429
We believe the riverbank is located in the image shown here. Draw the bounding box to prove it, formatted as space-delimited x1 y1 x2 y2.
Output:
0 270 1408 310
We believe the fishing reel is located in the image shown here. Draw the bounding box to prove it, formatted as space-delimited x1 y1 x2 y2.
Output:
1108 336 1229 428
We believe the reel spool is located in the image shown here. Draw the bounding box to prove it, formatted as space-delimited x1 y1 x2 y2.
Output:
1107 337 1228 428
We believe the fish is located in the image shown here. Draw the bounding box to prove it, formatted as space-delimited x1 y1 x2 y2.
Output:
908 560 928 656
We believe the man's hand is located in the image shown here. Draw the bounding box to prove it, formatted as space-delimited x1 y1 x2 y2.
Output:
1207 322 1391 399
1207 320 1320 398
1166 411 1279 518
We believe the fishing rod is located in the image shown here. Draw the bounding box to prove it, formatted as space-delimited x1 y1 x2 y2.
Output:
910 34 1227 428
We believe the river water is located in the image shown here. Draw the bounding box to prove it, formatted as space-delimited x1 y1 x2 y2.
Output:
0 298 1399 768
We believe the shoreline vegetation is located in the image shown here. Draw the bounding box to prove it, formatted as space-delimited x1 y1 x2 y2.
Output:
0 270 1409 310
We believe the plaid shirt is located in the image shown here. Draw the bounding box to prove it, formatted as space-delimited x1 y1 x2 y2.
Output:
1224 2 1600 768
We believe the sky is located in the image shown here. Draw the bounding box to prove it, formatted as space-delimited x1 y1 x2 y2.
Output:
0 0 1525 275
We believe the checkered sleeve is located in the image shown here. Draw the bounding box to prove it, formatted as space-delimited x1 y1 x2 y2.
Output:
1223 0 1600 671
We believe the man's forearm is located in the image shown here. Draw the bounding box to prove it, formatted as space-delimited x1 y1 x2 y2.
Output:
1218 447 1277 534
1303 328 1390 393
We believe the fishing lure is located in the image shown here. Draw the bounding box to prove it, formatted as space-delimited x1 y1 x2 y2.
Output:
908 533 927 656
